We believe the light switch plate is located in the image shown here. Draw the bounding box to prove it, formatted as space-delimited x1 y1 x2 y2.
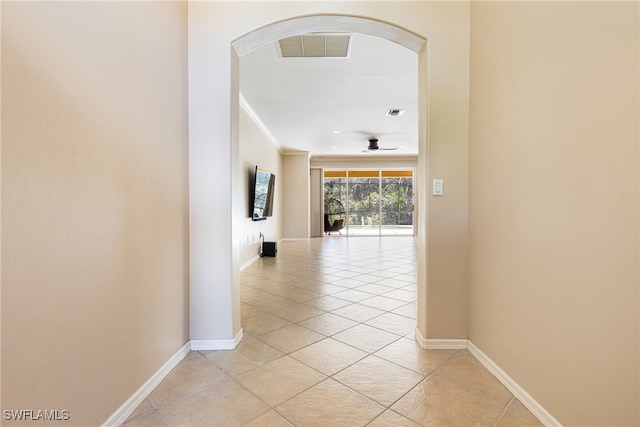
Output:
433 179 444 196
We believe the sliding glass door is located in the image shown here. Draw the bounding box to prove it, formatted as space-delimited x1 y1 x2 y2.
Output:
347 171 381 235
380 171 414 235
323 169 414 236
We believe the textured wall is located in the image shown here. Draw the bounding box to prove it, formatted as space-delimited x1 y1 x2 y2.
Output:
469 2 639 425
1 2 189 425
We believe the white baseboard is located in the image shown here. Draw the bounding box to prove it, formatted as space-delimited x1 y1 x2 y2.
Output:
241 255 261 271
413 334 560 427
415 328 469 350
414 327 428 347
102 341 190 427
103 330 244 426
190 328 243 351
425 338 469 350
467 341 562 427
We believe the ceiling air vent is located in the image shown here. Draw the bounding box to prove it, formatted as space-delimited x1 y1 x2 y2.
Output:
278 34 351 58
387 109 405 117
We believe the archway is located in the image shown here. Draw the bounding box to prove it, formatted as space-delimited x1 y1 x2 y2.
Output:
230 15 429 345
232 15 425 56
188 13 429 350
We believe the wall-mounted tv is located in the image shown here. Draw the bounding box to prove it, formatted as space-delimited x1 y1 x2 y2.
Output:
252 166 275 221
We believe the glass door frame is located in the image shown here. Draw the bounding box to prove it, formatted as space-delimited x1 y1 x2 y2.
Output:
323 168 415 237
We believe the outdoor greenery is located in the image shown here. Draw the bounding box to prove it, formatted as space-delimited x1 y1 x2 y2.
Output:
324 175 413 229
381 177 414 225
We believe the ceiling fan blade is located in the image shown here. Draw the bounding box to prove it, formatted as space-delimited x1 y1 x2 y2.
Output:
359 137 400 153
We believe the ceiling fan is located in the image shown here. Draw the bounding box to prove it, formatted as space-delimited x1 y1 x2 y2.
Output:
363 138 398 153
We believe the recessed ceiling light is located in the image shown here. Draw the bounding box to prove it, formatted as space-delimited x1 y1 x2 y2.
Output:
332 130 341 134
387 109 405 116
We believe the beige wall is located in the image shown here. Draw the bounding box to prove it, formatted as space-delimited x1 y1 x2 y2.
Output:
468 2 639 425
282 153 311 239
239 106 283 266
1 2 189 425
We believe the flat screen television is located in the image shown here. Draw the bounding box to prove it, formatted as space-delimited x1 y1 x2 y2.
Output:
252 166 275 221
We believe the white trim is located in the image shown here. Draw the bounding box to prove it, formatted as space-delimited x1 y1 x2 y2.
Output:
190 328 244 351
241 254 261 271
424 338 469 350
102 342 190 427
239 93 280 150
232 15 426 56
413 336 560 426
467 342 562 427
414 326 428 348
415 328 469 350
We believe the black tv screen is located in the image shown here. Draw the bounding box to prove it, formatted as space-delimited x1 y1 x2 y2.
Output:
252 166 274 221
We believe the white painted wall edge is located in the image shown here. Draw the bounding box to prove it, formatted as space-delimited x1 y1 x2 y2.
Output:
190 328 244 351
102 342 191 427
417 333 562 427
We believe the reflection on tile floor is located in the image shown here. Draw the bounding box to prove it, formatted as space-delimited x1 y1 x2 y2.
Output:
123 237 543 427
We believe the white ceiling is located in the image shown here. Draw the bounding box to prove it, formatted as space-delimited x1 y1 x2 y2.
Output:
240 33 418 157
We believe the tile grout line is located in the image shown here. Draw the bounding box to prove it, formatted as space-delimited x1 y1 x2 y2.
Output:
135 237 514 426
493 396 517 427
238 242 421 423
146 395 173 427
425 351 518 414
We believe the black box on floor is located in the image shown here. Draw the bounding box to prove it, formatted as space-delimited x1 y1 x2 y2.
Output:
262 241 277 257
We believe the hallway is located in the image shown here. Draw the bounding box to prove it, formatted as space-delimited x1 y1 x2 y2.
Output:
123 237 542 426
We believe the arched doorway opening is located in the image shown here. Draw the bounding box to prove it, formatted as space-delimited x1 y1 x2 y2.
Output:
230 15 429 345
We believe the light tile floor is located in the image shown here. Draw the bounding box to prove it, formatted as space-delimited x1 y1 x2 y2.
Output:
123 237 543 427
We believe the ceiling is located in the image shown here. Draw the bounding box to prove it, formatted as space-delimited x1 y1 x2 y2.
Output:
239 32 418 157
